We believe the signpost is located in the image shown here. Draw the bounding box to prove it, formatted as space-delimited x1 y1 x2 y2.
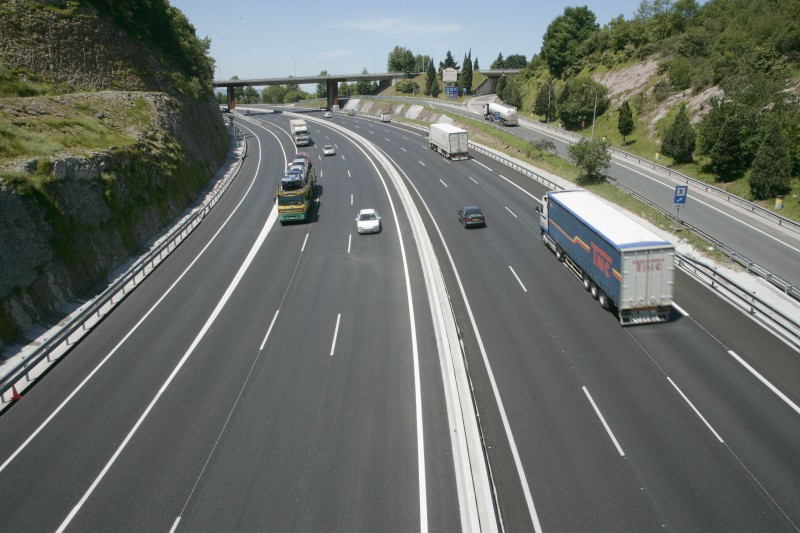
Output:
673 185 688 225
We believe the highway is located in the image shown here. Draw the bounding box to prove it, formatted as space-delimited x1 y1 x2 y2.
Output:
0 108 798 531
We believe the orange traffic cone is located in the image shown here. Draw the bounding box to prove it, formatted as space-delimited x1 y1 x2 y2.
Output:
10 385 23 401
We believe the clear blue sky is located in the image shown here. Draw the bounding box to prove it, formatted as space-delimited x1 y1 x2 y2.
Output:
169 0 646 81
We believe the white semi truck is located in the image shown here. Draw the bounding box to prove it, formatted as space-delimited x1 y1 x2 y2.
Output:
483 101 519 126
428 123 469 160
537 189 675 325
289 119 310 146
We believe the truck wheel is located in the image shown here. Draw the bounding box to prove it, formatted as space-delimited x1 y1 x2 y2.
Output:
555 247 565 262
590 283 599 300
582 274 591 291
598 292 610 310
541 233 548 246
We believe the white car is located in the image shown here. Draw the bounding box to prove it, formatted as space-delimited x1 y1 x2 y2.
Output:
355 209 381 234
324 111 332 118
322 145 336 156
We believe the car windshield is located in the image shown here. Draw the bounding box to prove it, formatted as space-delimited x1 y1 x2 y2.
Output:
325 146 333 151
359 213 377 221
465 208 482 216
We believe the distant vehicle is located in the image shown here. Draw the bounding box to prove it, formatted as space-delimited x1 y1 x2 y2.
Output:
355 209 381 234
295 152 311 163
380 112 391 122
323 145 336 156
244 109 250 116
537 189 675 324
483 101 518 126
457 206 486 228
324 111 332 118
289 119 310 146
276 167 317 223
429 123 469 160
345 109 355 116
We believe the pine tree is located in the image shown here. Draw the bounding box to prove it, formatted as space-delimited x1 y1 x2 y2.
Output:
749 121 792 200
533 79 555 121
439 50 459 71
709 115 746 180
460 50 473 95
618 100 634 144
474 56 480 70
661 104 695 164
496 76 508 102
425 57 436 96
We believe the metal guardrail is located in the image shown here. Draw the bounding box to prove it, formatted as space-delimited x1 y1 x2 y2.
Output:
676 253 800 351
1 125 246 406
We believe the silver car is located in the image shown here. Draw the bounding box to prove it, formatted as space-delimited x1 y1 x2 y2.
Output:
323 145 336 156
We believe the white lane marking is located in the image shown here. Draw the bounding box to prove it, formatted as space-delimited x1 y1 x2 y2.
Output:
402 136 409 141
57 206 279 532
496 173 539 201
348 170 352 178
385 138 390 142
348 234 352 254
672 302 689 316
505 206 518 218
509 266 527 292
668 377 724 443
583 386 625 456
401 147 407 152
419 161 426 167
342 155 346 161
471 159 492 171
728 350 800 416
260 309 280 350
615 160 800 254
440 179 448 188
350 194 353 205
329 313 342 357
383 150 540 531
301 232 309 252
0 120 271 476
468 176 478 184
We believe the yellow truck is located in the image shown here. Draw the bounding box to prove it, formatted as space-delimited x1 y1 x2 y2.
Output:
276 167 316 223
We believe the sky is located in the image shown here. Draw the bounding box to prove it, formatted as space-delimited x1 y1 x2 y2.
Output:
169 0 647 83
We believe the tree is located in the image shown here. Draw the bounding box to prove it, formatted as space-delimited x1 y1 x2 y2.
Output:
262 85 287 104
414 54 432 73
504 54 528 68
354 68 374 95
533 79 555 122
749 121 792 200
618 100 634 144
316 70 328 98
430 76 441 98
496 76 508 101
541 6 599 77
425 58 436 96
491 53 504 69
439 50 459 72
503 80 523 109
661 104 696 164
460 50 473 95
709 115 746 180
568 138 611 184
241 85 259 104
474 56 480 70
557 78 608 130
388 46 415 72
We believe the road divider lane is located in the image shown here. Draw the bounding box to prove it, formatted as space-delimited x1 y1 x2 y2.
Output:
330 314 341 357
667 378 724 443
509 266 528 293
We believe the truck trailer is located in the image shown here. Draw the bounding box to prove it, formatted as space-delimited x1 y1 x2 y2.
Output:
483 102 519 126
537 190 674 325
289 119 310 146
428 123 469 160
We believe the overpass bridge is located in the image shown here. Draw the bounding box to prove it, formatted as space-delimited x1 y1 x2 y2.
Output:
213 69 521 109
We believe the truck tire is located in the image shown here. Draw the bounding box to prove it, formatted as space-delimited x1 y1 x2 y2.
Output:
555 247 565 262
582 274 591 291
598 291 610 310
590 283 599 300
541 233 548 246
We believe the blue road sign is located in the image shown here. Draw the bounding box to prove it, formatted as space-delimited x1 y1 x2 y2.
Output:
674 185 688 206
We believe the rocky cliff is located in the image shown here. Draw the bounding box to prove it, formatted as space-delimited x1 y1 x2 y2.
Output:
0 1 229 351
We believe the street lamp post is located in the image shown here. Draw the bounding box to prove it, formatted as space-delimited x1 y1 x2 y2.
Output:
582 83 597 140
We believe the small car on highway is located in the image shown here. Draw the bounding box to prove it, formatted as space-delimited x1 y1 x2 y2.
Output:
458 206 486 228
355 209 381 234
322 145 336 156
324 111 332 118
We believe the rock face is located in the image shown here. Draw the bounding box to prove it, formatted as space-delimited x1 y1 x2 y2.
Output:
0 2 229 351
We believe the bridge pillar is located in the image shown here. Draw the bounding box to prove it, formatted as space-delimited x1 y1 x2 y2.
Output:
227 85 236 110
326 79 339 109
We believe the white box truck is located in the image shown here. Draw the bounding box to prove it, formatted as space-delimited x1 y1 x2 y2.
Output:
289 119 310 146
428 123 469 160
537 190 675 325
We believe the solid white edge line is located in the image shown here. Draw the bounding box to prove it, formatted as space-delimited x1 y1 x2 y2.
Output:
509 266 528 293
57 207 278 532
727 350 800 416
582 386 625 457
672 302 689 317
329 313 341 357
667 377 725 443
169 517 180 533
0 120 272 476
